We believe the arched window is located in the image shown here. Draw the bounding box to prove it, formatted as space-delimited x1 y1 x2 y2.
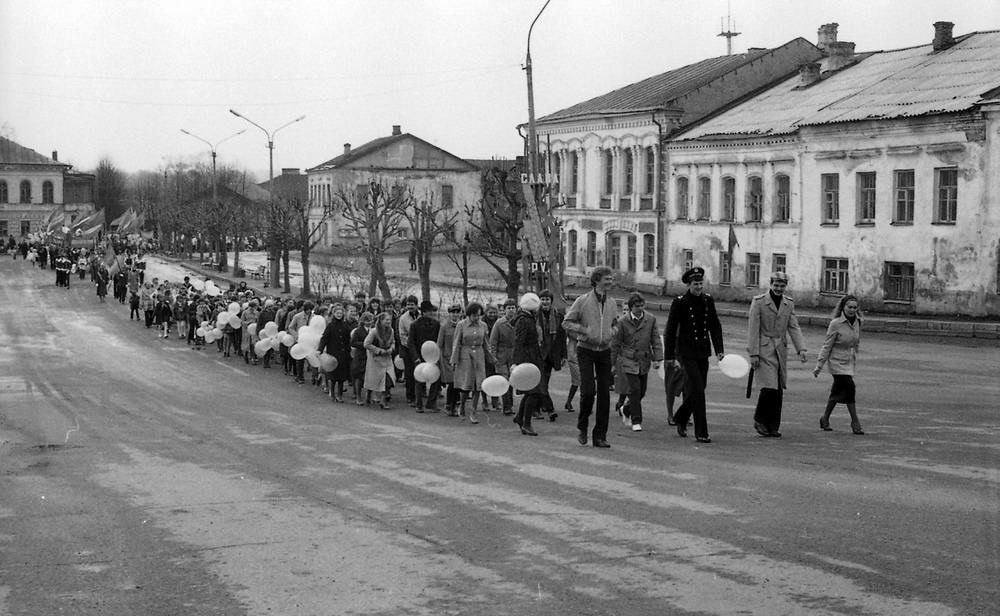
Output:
567 229 578 267
0 180 7 203
603 149 613 195
42 181 55 204
586 231 597 266
19 180 31 204
774 174 790 222
746 176 762 222
676 177 689 219
722 176 736 221
643 234 656 272
608 234 621 270
697 177 711 220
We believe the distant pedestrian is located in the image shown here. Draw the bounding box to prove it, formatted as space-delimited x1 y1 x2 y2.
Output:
814 294 864 435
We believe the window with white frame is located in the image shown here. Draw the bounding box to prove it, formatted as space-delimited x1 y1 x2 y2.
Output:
772 253 786 276
746 176 763 222
722 176 735 221
884 261 915 301
19 180 31 204
683 249 694 271
608 234 621 270
603 150 613 195
822 257 849 294
719 251 732 285
821 173 839 224
857 172 876 224
697 177 711 220
627 234 636 272
624 149 634 195
676 177 689 220
934 167 957 223
42 181 54 204
893 170 914 224
644 147 655 194
746 253 761 287
586 231 597 266
774 174 790 222
567 230 577 267
441 184 454 209
569 151 578 194
643 234 655 272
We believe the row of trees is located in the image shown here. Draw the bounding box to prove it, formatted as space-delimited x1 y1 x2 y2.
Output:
94 157 539 302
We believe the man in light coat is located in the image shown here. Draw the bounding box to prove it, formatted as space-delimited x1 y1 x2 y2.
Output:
610 292 663 432
747 272 808 437
487 299 517 414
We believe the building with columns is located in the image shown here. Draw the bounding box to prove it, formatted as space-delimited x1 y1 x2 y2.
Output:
667 23 1000 316
533 39 823 290
0 137 95 239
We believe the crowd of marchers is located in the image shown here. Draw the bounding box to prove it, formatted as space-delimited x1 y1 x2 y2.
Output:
18 249 867 446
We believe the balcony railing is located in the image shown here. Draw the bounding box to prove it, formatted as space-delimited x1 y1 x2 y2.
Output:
619 197 631 211
599 197 611 209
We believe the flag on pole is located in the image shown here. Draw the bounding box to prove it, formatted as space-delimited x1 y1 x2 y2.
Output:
103 236 121 276
43 205 68 233
727 223 739 257
110 208 132 230
72 208 106 239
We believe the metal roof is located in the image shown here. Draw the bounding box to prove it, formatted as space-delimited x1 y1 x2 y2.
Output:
0 136 68 166
672 30 1000 141
537 49 775 123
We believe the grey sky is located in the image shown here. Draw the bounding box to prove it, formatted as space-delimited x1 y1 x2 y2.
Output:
2 0 998 177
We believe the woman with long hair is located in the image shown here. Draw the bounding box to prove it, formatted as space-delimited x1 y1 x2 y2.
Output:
350 312 374 404
363 311 395 409
814 294 864 434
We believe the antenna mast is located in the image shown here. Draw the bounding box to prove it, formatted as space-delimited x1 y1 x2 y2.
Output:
717 1 741 55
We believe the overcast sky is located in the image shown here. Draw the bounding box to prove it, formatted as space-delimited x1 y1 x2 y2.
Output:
2 0 998 178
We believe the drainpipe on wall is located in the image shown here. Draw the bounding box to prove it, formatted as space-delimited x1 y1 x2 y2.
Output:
651 111 666 282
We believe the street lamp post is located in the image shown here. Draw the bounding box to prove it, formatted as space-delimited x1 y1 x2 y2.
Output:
180 128 245 272
523 0 565 304
228 110 305 291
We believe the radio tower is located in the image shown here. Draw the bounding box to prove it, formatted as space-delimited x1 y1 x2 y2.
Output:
717 2 740 55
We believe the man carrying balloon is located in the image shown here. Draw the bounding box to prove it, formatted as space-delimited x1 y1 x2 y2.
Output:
510 293 545 436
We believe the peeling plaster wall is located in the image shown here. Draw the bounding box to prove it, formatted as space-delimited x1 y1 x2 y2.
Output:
663 113 1000 316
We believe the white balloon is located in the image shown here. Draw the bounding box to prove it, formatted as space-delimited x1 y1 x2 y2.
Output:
289 343 308 361
718 354 751 379
420 341 441 364
308 315 327 332
510 363 541 391
228 302 240 314
298 329 320 350
481 374 509 397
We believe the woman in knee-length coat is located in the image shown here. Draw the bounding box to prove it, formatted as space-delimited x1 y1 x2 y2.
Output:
436 304 463 415
319 303 353 402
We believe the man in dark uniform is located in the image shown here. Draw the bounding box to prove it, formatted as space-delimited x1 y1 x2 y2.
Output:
663 267 725 443
55 253 72 287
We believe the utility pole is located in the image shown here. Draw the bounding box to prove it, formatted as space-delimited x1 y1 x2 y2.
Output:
522 0 565 306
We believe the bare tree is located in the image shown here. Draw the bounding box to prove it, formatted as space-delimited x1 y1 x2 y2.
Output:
95 158 127 221
287 186 335 298
333 179 410 299
464 167 526 299
398 188 458 302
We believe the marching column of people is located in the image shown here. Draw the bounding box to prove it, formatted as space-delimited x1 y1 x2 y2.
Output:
20 243 870 444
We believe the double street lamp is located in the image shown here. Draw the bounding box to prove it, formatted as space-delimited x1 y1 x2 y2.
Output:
228 110 306 289
180 128 246 270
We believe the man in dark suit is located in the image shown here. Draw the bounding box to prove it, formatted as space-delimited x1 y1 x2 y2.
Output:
408 300 442 412
663 267 725 443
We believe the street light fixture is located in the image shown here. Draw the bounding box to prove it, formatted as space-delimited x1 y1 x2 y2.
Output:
228 110 306 289
180 128 246 270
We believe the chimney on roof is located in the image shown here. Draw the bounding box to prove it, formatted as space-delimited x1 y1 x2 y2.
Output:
798 62 822 87
52 150 58 161
343 143 351 155
933 21 955 51
392 125 402 136
281 168 300 175
825 41 856 71
817 23 839 52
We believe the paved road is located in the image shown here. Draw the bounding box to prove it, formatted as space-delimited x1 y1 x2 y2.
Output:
1 258 997 615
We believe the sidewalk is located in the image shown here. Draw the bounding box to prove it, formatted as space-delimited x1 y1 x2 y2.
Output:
158 252 1000 341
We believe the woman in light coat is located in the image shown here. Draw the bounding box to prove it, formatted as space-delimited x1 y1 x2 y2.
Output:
363 312 395 409
814 295 864 434
450 302 493 424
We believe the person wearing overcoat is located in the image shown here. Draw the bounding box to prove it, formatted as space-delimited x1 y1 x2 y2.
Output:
408 301 442 411
487 300 517 414
436 304 462 414
746 271 807 437
319 304 353 402
610 292 663 431
663 267 725 442
511 293 543 436
813 294 864 435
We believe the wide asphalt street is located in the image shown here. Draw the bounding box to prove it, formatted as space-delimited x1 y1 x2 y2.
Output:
1 256 997 615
